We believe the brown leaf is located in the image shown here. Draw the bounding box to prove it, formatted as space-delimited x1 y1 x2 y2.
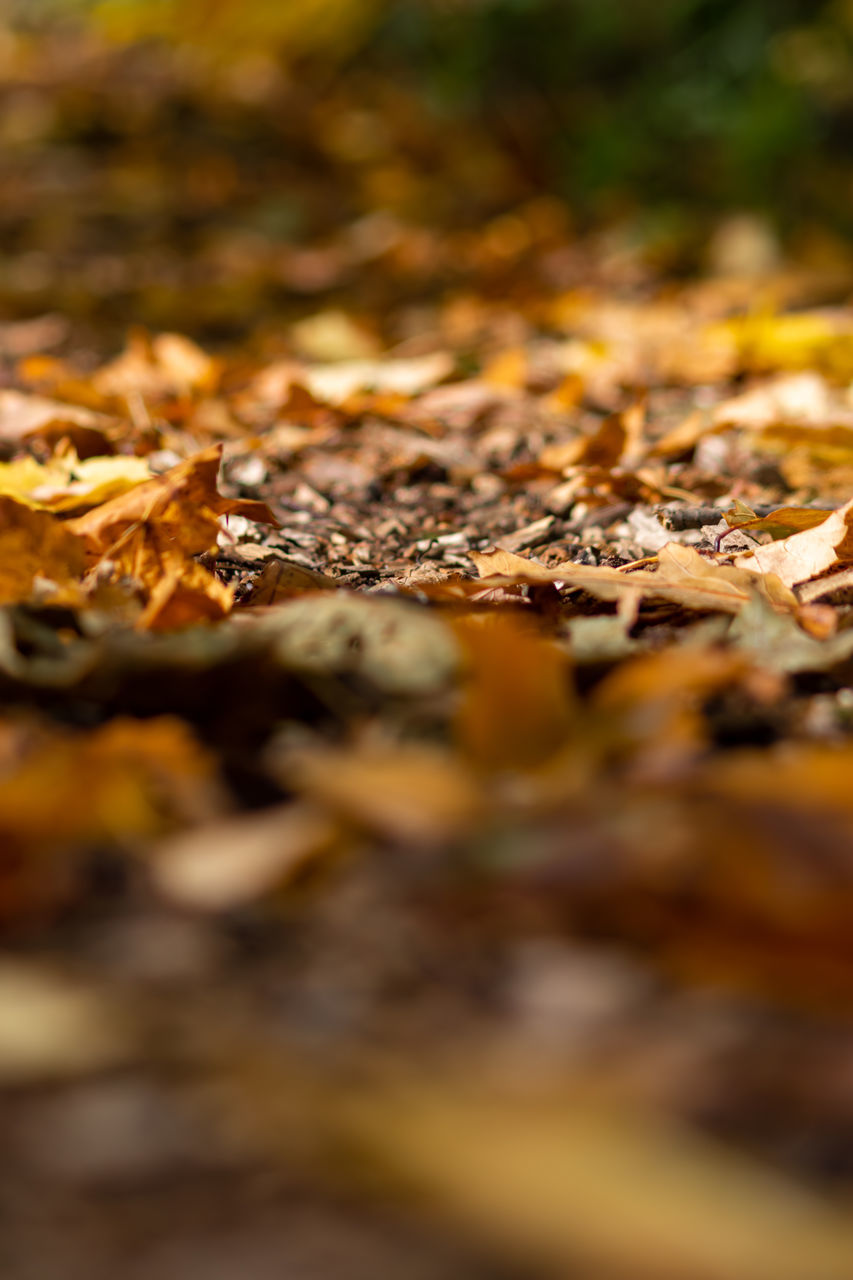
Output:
0 716 221 915
540 399 646 472
150 802 340 910
719 505 835 547
734 498 853 586
0 388 114 446
453 612 576 771
238 555 338 605
470 544 794 615
0 495 88 605
339 1069 853 1280
278 742 482 844
67 443 277 559
136 561 234 630
93 330 220 400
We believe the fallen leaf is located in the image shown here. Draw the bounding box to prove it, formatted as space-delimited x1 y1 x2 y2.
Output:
94 330 220 400
540 400 646 471
719 504 836 548
453 612 576 771
136 560 234 630
280 742 482 844
151 802 340 909
303 351 454 404
718 310 853 379
67 443 276 559
470 543 793 615
339 1069 853 1280
0 388 114 446
734 498 853 586
0 963 133 1083
712 371 852 429
0 495 88 605
727 595 853 673
0 715 219 846
238 554 339 605
254 592 460 696
0 451 152 512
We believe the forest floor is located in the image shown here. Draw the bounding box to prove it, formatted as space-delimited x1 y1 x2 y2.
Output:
2 25 853 1280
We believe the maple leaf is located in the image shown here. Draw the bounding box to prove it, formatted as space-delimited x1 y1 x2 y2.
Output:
0 495 87 606
67 443 277 559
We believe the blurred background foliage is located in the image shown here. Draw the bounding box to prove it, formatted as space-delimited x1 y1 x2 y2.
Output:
30 0 853 227
2 0 853 339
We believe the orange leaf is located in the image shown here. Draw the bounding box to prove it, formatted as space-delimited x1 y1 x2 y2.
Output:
0 496 88 605
453 613 575 771
67 443 277 560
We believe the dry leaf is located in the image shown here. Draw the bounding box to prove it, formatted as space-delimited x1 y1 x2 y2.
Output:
0 388 113 445
303 351 454 404
453 612 576 771
94 330 220 399
238 554 338 605
339 1070 853 1280
714 370 853 429
279 742 482 844
136 560 234 630
0 451 152 512
720 505 836 548
717 310 853 379
734 498 853 586
68 443 276 558
540 400 646 472
0 716 221 917
151 802 340 909
470 544 792 615
256 592 460 696
0 495 88 605
0 963 133 1083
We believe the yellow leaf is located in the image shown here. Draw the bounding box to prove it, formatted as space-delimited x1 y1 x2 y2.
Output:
0 496 87 605
339 1070 853 1280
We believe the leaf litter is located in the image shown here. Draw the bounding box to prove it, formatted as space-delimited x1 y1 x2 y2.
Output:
4 17 853 1280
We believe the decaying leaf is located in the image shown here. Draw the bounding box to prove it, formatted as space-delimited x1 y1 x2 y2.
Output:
336 1070 853 1280
237 554 338 605
734 497 853 586
67 443 277 559
726 594 853 673
279 742 482 844
0 388 115 447
0 715 220 860
303 352 454 404
0 963 134 1083
470 543 794 615
252 592 461 696
151 802 340 909
721 504 835 545
0 495 88 605
93 330 221 400
453 612 575 770
540 401 646 472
